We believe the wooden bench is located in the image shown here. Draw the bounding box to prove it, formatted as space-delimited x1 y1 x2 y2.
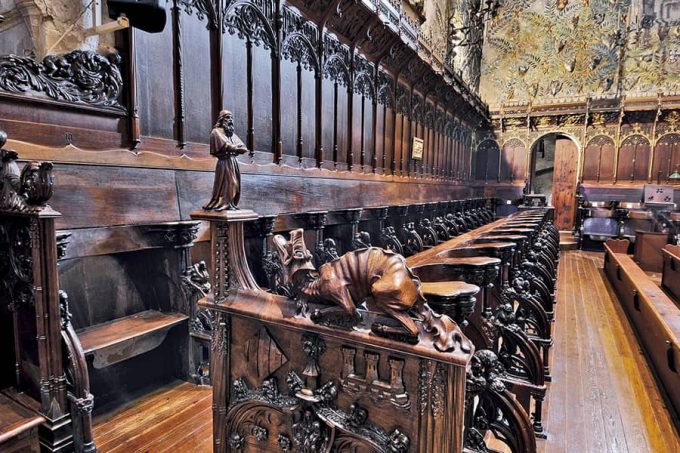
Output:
604 239 680 417
0 392 44 453
662 244 680 304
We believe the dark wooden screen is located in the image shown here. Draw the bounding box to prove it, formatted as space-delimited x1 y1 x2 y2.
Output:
475 139 500 182
652 133 680 183
500 138 526 182
617 134 651 182
582 135 616 182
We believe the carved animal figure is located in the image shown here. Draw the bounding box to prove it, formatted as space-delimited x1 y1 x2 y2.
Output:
273 228 470 353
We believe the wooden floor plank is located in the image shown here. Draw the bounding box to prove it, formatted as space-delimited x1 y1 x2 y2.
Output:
93 381 211 453
588 254 647 453
539 251 679 453
564 252 588 453
93 384 201 445
573 253 607 453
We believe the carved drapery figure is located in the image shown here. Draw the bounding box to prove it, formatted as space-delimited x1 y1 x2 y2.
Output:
203 110 248 211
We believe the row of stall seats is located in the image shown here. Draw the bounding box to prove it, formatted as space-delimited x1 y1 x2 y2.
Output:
46 197 496 451
262 207 558 453
604 239 680 419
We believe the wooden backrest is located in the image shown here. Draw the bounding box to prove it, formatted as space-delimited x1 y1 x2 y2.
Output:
604 238 630 254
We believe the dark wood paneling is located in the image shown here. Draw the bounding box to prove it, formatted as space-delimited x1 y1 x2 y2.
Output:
253 44 275 154
222 34 249 145
652 133 680 183
301 68 316 160
500 138 526 182
583 135 615 182
51 164 181 229
617 135 650 183
135 27 175 140
175 169 472 219
183 14 213 145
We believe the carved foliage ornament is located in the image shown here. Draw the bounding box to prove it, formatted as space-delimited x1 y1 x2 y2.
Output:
281 6 319 72
418 359 446 418
224 2 277 51
0 219 35 311
0 51 123 109
323 36 351 86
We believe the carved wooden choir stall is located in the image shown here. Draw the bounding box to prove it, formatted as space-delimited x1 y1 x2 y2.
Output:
1 119 565 452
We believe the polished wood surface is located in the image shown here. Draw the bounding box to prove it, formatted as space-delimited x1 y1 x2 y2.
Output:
0 393 44 450
92 381 212 453
541 250 680 453
603 241 680 420
406 216 510 266
662 244 680 304
77 310 188 355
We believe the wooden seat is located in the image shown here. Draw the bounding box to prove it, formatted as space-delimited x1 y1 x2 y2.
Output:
435 241 516 257
411 257 501 284
421 281 480 326
420 281 480 299
77 309 188 369
0 393 44 453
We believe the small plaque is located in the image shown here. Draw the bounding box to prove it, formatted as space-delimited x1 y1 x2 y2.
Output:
643 184 674 206
412 137 424 160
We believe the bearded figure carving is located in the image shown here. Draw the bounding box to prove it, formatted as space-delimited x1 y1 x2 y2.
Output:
203 110 248 211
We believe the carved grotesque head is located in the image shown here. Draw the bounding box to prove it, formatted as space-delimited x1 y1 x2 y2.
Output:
216 110 235 137
470 349 506 393
20 161 53 206
273 228 316 285
388 428 410 453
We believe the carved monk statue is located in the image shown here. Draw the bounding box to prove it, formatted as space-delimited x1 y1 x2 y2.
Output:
203 110 248 211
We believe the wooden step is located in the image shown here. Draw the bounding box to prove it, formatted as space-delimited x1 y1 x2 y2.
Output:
559 230 578 250
77 310 188 369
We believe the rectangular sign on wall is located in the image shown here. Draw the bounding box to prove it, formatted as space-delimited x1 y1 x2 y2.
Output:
412 137 424 160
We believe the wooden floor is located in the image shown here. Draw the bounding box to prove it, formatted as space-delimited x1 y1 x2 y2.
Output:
92 381 212 452
92 250 680 452
539 250 680 453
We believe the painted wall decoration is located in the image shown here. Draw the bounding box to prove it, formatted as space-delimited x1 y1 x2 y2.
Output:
480 0 680 106
420 0 450 65
448 0 487 91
